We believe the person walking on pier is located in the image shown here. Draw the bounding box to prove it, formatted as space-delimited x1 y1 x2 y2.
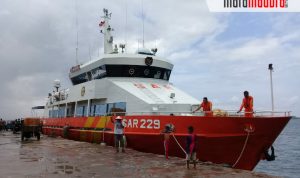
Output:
193 97 213 116
237 91 254 117
0 118 3 131
111 116 125 153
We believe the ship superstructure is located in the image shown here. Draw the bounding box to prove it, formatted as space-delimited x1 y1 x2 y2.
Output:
45 9 199 119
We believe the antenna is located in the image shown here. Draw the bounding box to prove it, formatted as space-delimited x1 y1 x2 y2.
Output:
125 0 128 52
75 0 79 65
141 0 145 48
89 44 92 61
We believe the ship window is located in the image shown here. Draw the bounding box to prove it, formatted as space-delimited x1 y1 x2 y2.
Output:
90 105 96 116
115 102 126 113
70 64 171 85
50 109 59 118
71 73 88 85
154 71 161 79
163 71 170 80
55 110 58 117
91 66 107 80
87 72 92 81
105 65 171 81
66 103 75 117
107 103 114 115
94 104 107 116
76 106 86 117
66 108 73 117
58 108 65 118
107 102 126 115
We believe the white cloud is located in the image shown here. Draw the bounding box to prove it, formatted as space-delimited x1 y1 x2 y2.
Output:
288 96 299 106
168 14 300 116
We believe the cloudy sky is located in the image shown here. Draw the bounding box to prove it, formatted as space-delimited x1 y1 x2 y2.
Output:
0 0 299 120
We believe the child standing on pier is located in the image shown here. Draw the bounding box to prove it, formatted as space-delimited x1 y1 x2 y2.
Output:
186 126 197 169
161 125 173 159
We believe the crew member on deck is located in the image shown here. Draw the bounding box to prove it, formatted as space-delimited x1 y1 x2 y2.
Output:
237 91 254 117
193 97 213 116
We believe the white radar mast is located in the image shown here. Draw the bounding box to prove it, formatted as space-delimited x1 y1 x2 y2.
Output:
100 9 115 54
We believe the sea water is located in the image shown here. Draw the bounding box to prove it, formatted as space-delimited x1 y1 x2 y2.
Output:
255 117 300 178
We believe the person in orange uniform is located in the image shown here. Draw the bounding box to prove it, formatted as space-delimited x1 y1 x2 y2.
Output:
193 97 213 117
237 91 254 117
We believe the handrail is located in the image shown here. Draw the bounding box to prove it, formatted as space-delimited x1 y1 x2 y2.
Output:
108 110 291 117
40 110 291 119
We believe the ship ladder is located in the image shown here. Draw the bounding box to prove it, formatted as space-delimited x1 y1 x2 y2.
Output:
232 124 255 168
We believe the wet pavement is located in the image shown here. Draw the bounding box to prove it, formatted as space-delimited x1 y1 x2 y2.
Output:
0 132 279 178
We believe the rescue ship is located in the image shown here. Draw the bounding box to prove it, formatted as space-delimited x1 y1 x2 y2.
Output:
39 9 291 170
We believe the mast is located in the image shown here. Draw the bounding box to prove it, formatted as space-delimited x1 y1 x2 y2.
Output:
100 9 114 54
268 64 274 113
142 0 145 48
75 0 79 64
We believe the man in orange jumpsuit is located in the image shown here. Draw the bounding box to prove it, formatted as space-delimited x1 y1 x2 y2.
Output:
193 97 213 116
237 91 254 117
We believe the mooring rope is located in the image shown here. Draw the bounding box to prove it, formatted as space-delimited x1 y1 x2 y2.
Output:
171 133 187 156
232 130 251 168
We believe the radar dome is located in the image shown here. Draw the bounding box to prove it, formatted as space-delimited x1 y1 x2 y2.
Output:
53 79 61 88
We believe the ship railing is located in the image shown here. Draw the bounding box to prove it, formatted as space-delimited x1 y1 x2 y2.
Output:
110 110 291 117
220 110 291 117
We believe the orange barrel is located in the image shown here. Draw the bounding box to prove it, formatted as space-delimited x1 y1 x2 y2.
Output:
24 118 41 126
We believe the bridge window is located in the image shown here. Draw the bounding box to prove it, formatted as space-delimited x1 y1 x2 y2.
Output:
107 102 126 115
70 65 171 85
105 65 171 80
76 106 86 117
58 108 65 118
49 109 59 118
94 104 107 116
71 73 88 85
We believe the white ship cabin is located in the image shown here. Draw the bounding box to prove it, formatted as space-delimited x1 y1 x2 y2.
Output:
44 9 199 118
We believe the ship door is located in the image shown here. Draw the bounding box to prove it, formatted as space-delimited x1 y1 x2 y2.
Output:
67 102 76 117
